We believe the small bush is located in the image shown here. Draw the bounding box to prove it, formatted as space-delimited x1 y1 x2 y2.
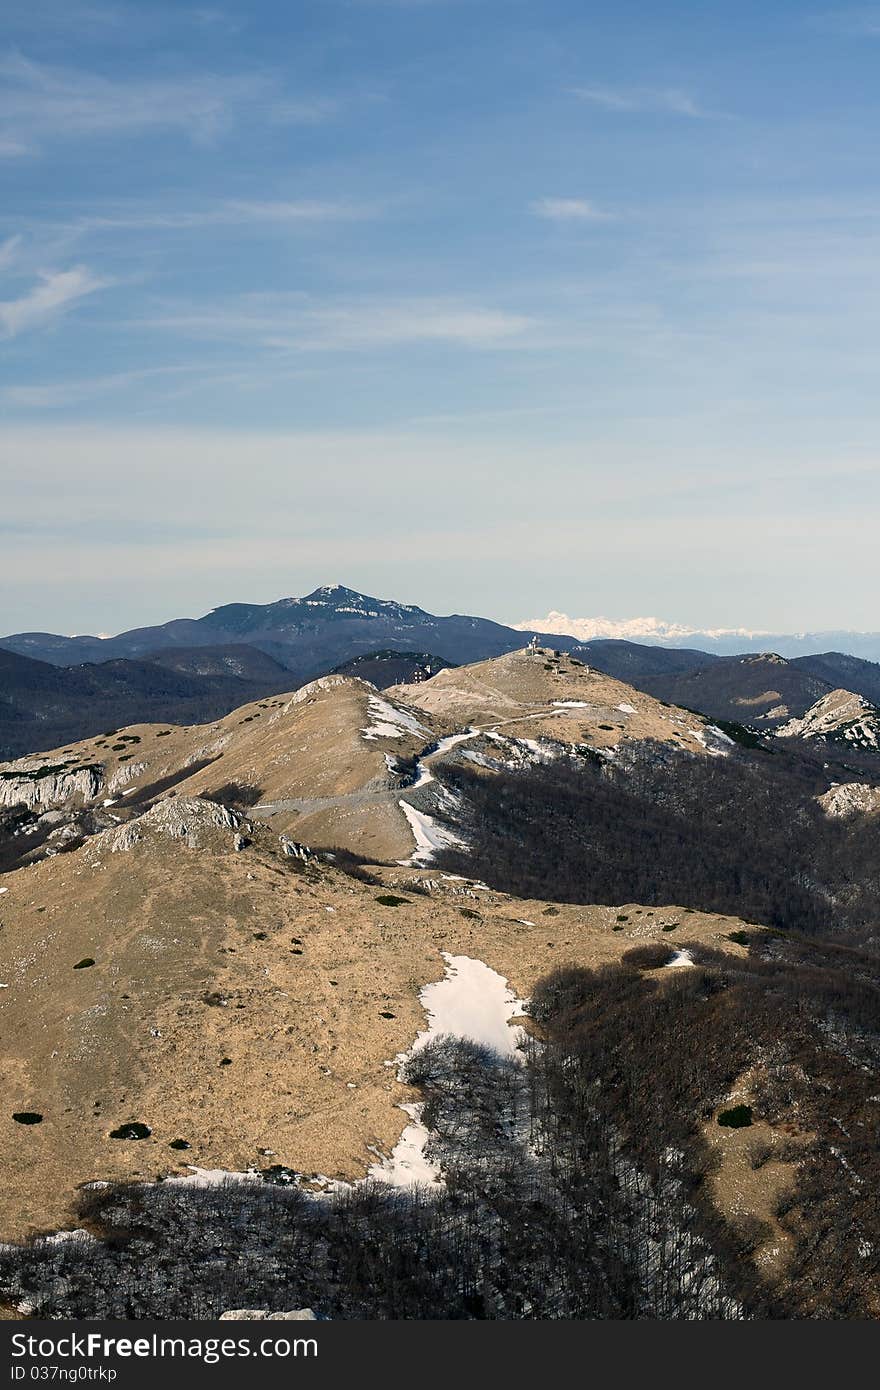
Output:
109 1123 151 1140
621 943 675 970
203 782 263 809
718 1105 753 1128
376 894 409 907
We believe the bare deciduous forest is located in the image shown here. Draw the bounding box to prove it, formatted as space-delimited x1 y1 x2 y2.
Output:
3 930 880 1318
436 741 880 945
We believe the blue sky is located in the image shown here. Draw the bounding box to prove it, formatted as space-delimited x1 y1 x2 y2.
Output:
1 0 879 635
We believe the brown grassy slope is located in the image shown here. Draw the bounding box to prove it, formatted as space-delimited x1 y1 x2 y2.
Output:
0 811 753 1243
394 645 720 751
1 652 733 872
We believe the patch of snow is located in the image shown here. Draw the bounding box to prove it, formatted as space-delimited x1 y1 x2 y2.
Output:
398 800 465 865
617 702 637 715
369 953 527 1188
369 1103 440 1188
552 700 591 708
665 949 694 969
707 724 735 745
411 953 527 1059
361 695 429 742
688 726 732 757
411 728 479 788
521 738 547 755
164 1167 262 1187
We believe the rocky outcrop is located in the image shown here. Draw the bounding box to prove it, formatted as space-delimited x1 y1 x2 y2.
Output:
219 1308 318 1320
107 761 145 793
284 673 367 711
279 836 314 862
0 758 104 811
105 797 241 852
777 689 880 748
819 782 880 819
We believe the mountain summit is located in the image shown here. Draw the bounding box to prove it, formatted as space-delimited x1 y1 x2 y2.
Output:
1 585 574 676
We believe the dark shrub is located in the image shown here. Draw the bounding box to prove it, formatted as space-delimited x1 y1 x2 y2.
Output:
109 1123 151 1140
718 1105 753 1129
622 943 676 970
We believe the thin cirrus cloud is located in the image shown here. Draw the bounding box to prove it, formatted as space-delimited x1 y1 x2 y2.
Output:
0 234 23 269
0 52 334 156
530 197 612 223
143 296 535 352
74 199 378 233
572 84 708 118
1 364 203 409
0 265 109 338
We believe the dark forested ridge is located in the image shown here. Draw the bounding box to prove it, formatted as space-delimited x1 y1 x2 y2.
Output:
436 741 880 946
0 646 293 760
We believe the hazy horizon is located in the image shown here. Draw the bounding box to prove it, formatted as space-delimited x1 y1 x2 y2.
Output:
4 575 880 645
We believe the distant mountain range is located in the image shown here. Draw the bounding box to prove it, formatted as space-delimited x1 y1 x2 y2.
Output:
0 585 572 757
4 583 880 759
568 645 880 728
516 612 880 661
2 584 576 674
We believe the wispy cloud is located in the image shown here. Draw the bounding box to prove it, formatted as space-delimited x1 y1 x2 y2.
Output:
0 135 30 158
1 365 196 409
0 266 108 337
0 235 22 269
75 199 376 233
0 52 333 156
142 295 534 351
530 197 612 223
572 85 709 118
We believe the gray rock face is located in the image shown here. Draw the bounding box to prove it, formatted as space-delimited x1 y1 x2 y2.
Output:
279 836 313 862
777 689 880 747
0 757 104 811
818 782 880 818
218 1308 318 1320
105 796 241 852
